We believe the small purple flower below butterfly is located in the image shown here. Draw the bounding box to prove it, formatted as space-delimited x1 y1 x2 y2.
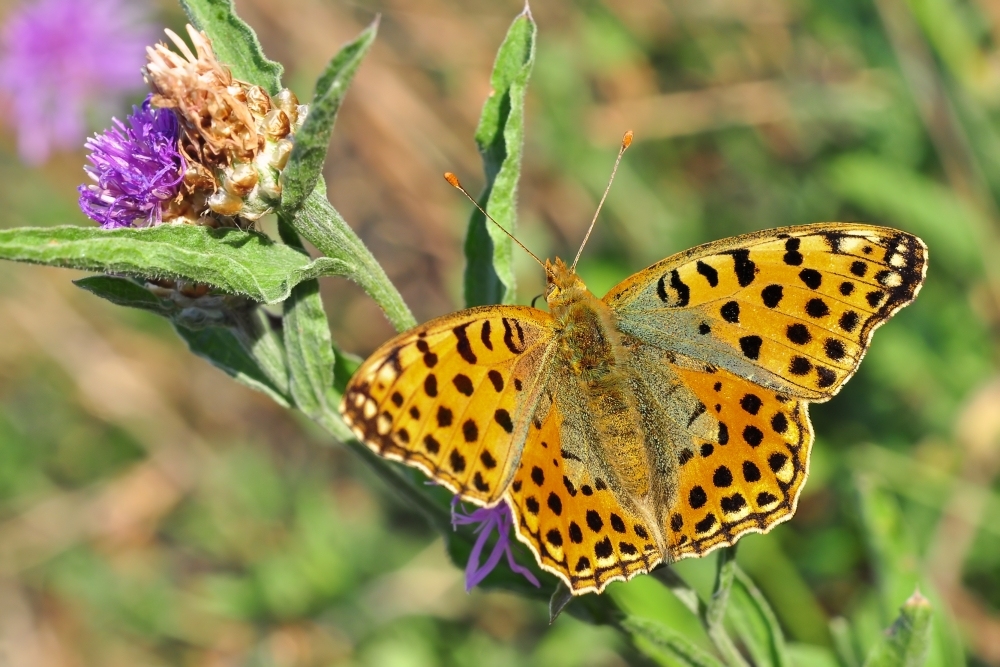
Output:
452 499 540 591
78 96 184 228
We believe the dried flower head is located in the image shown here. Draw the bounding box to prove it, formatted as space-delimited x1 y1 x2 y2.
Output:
145 25 258 168
452 500 540 591
144 26 305 222
0 0 152 165
77 96 184 228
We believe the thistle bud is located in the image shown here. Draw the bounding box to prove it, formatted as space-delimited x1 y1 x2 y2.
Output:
261 109 290 140
225 162 258 196
273 89 299 125
207 188 243 217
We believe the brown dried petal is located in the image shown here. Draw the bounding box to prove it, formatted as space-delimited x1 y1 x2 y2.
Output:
146 25 259 166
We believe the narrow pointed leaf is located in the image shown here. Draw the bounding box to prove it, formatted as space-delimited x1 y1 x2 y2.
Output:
464 6 536 307
549 582 574 623
0 225 350 304
278 218 339 424
727 566 792 667
74 275 173 314
623 616 727 667
179 0 283 94
703 548 751 667
282 20 379 211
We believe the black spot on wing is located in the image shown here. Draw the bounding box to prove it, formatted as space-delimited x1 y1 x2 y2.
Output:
494 409 514 433
453 374 474 396
696 261 719 287
786 323 811 344
454 323 476 364
726 249 757 287
739 336 763 360
480 320 493 350
488 370 504 392
502 318 526 354
799 269 822 289
783 238 803 265
761 284 783 308
671 270 690 307
721 301 740 323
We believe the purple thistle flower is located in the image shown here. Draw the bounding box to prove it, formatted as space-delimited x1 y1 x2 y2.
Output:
452 499 540 591
77 97 184 228
0 0 152 164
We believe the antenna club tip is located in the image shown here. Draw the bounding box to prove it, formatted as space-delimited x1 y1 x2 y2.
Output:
443 172 460 188
622 130 634 148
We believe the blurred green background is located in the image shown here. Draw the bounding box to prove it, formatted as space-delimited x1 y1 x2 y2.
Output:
0 0 998 664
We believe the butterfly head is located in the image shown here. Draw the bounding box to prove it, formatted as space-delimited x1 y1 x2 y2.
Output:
545 257 589 310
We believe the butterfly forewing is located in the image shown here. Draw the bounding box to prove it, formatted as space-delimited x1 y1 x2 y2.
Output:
340 306 556 505
605 224 927 401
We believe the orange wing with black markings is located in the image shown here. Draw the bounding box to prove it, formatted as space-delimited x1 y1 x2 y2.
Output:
504 400 665 594
340 306 555 505
606 224 927 401
662 364 812 559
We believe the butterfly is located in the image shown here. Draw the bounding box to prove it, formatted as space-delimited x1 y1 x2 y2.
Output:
339 144 927 595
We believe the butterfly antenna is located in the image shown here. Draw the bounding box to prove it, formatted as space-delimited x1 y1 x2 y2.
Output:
570 130 633 272
443 172 553 277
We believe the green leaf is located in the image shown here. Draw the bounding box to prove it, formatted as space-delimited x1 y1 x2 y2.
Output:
284 189 415 333
549 582 574 623
178 0 283 94
702 548 749 667
831 617 862 667
278 219 339 429
863 590 933 667
463 5 536 307
281 20 379 211
726 567 792 667
623 616 727 667
74 275 172 314
174 323 290 407
786 644 842 667
0 225 350 305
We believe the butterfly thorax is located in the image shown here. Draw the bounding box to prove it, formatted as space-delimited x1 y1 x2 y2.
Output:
545 257 652 499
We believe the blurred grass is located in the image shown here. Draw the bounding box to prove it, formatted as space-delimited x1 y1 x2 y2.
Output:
1 0 1000 664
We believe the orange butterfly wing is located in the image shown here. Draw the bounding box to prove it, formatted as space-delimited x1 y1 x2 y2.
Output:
504 398 665 594
340 306 555 505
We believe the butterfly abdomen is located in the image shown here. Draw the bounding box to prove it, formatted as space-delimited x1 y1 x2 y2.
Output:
585 378 651 498
551 294 653 499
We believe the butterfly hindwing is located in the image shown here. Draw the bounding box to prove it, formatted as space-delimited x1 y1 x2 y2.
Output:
340 306 555 505
662 364 812 558
505 397 665 594
605 224 927 401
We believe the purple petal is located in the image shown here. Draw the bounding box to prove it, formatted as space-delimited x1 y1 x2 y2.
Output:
452 500 540 591
77 96 184 228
